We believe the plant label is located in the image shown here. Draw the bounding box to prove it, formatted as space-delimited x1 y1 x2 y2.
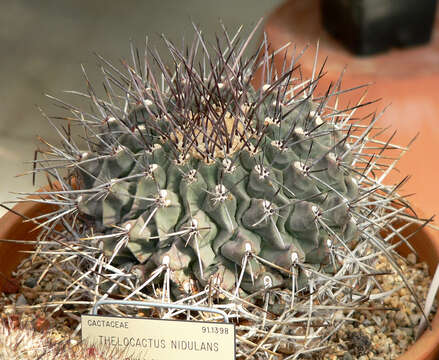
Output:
81 314 235 360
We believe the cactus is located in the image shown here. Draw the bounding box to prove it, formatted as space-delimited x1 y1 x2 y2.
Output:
16 23 428 358
74 64 359 296
0 320 126 360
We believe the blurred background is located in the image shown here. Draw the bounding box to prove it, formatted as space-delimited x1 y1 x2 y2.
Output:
0 0 284 214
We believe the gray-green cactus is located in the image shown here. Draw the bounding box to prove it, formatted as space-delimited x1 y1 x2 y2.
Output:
22 23 427 358
75 83 358 297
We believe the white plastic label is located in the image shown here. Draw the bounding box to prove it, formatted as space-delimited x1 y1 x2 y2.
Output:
81 314 235 360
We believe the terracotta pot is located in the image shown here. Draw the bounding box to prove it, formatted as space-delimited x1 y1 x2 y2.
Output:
0 200 438 358
261 0 439 222
0 198 57 292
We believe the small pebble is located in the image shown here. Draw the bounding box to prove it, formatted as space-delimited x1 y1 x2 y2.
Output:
342 353 353 360
407 253 417 265
401 327 413 337
23 277 37 288
410 314 421 325
15 294 28 306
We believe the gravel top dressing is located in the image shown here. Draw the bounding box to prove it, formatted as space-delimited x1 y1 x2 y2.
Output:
1 252 436 359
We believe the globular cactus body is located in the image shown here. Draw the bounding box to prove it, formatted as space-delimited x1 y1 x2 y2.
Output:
75 67 357 297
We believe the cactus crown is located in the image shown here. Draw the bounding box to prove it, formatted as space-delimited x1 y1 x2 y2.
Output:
20 22 427 358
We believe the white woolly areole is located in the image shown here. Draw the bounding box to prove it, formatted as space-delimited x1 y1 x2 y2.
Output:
245 242 252 252
295 127 305 136
272 140 286 151
312 205 320 215
315 116 323 125
263 275 273 288
115 145 125 153
162 255 170 265
328 153 337 162
294 161 306 173
310 111 323 125
291 252 299 263
222 158 235 172
124 223 132 231
176 153 189 163
263 200 272 212
264 116 274 125
262 84 271 92
222 158 232 168
255 164 269 179
158 189 171 206
187 169 197 182
215 184 227 195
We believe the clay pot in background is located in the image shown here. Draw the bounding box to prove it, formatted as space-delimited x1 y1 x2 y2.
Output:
0 200 57 292
262 0 439 222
